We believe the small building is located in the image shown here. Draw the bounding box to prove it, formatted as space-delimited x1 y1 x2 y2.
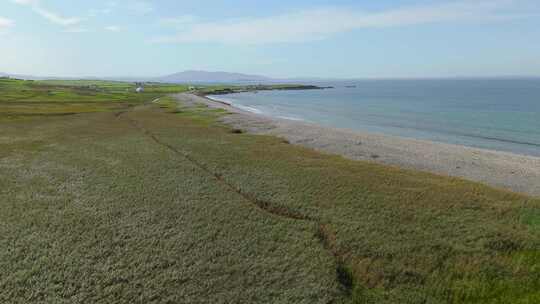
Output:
135 82 144 93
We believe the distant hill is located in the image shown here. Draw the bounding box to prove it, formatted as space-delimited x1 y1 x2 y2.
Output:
0 72 48 80
4 70 537 84
0 70 276 83
0 72 143 82
156 70 272 84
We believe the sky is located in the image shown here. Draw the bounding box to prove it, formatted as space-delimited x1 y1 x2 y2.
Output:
1 0 539 78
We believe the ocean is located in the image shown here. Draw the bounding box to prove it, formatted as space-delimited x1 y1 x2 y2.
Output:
209 79 540 157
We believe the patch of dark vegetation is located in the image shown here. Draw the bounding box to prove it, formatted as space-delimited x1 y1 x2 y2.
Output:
315 224 334 251
230 128 244 134
485 238 523 252
393 269 426 286
336 262 355 293
315 224 357 297
240 190 312 221
115 110 128 117
203 88 236 95
2 112 79 117
197 84 328 96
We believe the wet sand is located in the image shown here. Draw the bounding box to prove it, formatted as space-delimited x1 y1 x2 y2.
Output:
173 93 540 197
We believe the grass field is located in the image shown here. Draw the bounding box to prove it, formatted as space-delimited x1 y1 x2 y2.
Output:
1 79 539 303
0 78 187 121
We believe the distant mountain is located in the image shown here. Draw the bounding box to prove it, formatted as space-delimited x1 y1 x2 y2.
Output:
156 70 272 84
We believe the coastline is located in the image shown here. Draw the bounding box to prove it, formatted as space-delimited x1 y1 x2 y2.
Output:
195 84 330 96
174 93 540 197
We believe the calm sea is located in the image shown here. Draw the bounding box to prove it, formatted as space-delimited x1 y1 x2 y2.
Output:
209 79 540 157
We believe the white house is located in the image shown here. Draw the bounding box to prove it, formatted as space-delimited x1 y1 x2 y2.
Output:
135 82 144 93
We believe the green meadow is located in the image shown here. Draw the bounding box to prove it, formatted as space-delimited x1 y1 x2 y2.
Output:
1 78 539 303
0 78 187 120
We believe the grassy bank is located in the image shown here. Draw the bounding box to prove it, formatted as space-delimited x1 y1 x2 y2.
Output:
194 84 326 96
1 82 539 303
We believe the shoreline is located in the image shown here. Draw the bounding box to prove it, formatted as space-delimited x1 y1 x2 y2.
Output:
174 93 540 197
206 93 540 158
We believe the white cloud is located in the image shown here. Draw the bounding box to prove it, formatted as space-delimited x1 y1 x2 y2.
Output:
152 0 536 44
88 8 112 17
105 25 121 32
129 1 153 15
11 0 38 4
159 15 198 26
88 1 117 17
11 0 82 26
0 17 15 29
64 28 90 33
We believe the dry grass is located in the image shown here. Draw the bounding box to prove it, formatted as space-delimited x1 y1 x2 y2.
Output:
0 90 539 303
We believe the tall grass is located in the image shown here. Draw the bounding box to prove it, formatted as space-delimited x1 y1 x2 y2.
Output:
0 91 538 303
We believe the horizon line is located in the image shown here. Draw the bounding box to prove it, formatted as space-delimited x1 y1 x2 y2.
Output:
2 71 540 82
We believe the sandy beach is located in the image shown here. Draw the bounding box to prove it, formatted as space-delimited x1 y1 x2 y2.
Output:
173 93 540 197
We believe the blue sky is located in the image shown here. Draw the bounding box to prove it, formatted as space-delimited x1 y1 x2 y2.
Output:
1 0 539 78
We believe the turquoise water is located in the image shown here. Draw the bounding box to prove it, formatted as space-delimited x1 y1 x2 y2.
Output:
210 79 540 157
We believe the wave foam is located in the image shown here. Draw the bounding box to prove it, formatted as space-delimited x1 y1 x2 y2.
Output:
234 104 263 114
